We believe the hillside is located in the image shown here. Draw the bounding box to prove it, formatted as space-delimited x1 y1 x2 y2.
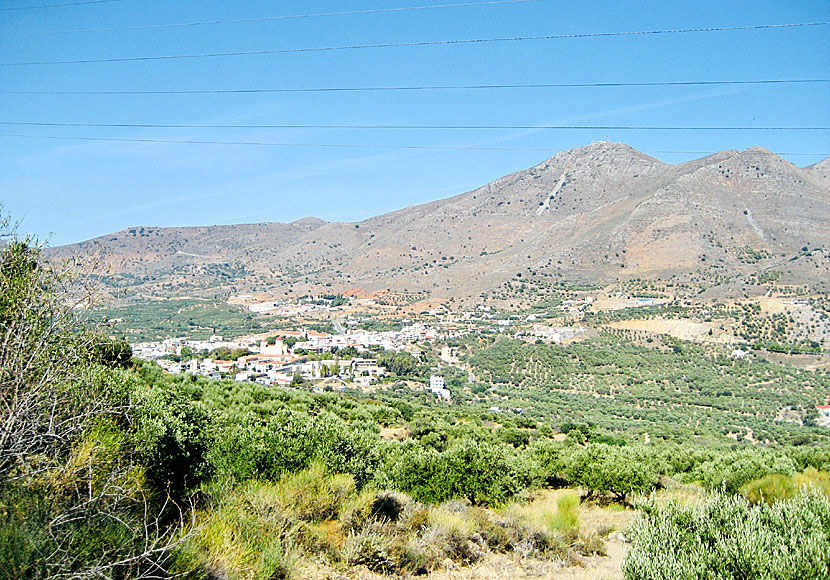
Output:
54 142 830 305
6 209 830 580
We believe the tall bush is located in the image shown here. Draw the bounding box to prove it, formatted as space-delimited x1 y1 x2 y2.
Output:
624 489 830 580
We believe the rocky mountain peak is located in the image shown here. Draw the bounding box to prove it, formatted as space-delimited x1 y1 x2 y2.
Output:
52 143 830 303
805 156 830 186
291 217 328 230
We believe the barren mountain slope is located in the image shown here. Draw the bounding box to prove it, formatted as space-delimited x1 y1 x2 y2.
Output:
54 143 830 304
805 156 830 188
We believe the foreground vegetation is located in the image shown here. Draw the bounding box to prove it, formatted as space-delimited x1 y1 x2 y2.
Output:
2 234 829 579
625 489 830 580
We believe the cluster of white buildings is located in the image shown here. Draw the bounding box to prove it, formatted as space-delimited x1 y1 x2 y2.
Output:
151 332 389 387
132 335 249 360
142 324 445 389
233 355 386 388
272 323 439 354
247 300 343 315
516 324 586 343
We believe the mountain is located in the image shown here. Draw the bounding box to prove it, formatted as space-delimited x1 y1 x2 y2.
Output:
53 142 830 305
806 156 830 186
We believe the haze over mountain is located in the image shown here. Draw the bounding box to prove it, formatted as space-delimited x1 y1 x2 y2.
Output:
56 142 830 305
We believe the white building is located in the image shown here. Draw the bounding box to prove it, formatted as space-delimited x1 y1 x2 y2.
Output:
440 346 460 364
430 375 445 391
529 324 563 342
730 349 747 360
429 375 451 400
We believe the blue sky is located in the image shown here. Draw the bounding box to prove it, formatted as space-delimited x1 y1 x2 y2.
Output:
1 0 828 245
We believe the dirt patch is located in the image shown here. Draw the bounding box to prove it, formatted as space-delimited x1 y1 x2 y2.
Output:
423 547 628 580
379 426 409 441
759 351 830 371
607 318 734 343
301 544 631 580
756 297 802 315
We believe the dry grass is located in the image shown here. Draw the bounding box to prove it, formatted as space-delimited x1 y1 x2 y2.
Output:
184 467 645 580
506 489 582 533
378 426 409 441
300 546 631 580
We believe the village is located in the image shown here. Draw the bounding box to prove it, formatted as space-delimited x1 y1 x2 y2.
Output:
132 308 596 395
128 286 829 423
132 320 467 401
131 287 601 393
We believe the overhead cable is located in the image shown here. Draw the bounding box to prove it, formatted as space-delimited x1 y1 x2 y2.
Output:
3 78 828 95
3 22 827 66
0 0 124 10
0 1 541 35
1 132 826 156
2 121 827 131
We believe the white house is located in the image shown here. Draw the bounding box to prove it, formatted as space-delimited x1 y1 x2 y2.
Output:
430 375 445 391
440 345 460 364
429 375 451 400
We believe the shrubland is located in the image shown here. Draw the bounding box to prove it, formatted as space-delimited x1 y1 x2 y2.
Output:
624 489 830 580
0 237 210 578
2 231 829 579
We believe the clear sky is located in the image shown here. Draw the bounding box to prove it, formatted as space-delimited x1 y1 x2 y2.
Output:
1 0 828 245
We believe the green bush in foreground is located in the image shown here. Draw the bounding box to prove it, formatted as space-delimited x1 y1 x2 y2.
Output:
623 489 830 580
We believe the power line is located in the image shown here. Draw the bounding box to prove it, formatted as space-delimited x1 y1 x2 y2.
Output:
2 121 828 131
0 132 568 151
3 22 827 66
0 0 541 35
3 78 827 95
1 132 826 156
0 0 124 11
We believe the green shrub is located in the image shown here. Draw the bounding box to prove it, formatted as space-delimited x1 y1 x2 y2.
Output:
371 490 410 522
564 444 658 501
275 463 355 522
342 526 395 573
692 448 796 493
176 480 300 580
742 468 830 504
545 492 580 532
623 489 830 580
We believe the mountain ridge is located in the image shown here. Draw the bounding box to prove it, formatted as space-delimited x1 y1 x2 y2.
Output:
53 143 830 305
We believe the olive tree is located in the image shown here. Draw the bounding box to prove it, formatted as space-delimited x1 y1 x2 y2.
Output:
0 225 199 578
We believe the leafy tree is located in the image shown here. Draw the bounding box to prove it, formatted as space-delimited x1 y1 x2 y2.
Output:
0 230 197 578
290 372 308 387
377 350 419 377
386 438 524 505
692 448 796 493
131 380 213 500
208 346 251 361
564 444 658 501
338 345 359 358
498 426 531 448
86 333 133 368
